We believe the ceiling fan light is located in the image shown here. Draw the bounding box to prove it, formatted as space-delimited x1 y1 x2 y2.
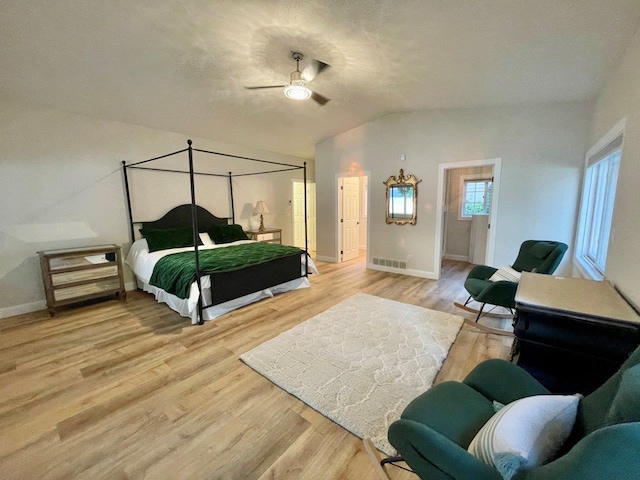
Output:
284 84 312 100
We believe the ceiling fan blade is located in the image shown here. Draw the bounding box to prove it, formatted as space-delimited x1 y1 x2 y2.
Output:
311 91 330 106
302 59 330 81
244 85 287 90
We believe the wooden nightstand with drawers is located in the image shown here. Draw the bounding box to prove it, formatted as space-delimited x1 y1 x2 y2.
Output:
245 228 282 244
38 244 126 315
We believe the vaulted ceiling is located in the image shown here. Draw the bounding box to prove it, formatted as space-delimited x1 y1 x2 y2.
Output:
2 1 640 159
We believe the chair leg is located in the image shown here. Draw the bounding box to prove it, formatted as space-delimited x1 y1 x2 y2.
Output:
475 303 486 323
381 455 405 467
455 300 514 319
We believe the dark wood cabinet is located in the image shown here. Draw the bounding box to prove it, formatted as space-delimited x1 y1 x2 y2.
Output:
38 244 126 315
513 273 640 395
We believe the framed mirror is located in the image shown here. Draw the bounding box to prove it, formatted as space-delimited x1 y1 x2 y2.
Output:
384 169 421 225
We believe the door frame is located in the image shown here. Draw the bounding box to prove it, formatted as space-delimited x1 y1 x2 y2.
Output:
336 172 370 263
435 158 502 278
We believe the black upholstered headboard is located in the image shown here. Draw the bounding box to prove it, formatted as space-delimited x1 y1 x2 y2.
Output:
140 204 230 232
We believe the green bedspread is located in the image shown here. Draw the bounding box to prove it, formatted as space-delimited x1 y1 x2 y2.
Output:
149 242 304 299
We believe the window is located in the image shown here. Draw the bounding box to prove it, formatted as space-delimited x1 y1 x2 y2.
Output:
460 177 492 219
575 125 624 280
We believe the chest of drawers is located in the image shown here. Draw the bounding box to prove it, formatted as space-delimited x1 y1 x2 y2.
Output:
38 244 126 315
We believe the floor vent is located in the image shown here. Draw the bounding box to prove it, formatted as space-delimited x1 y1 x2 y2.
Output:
372 258 407 269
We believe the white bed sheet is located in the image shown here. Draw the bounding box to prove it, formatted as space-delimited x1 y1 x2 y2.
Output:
125 239 318 324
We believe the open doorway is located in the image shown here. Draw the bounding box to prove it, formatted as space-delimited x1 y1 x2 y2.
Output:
292 180 316 253
435 159 502 279
337 174 368 262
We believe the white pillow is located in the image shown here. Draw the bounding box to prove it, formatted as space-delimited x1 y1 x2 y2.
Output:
468 394 579 480
488 266 521 283
199 232 215 245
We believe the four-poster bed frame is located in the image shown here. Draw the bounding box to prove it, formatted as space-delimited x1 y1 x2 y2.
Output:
121 140 309 325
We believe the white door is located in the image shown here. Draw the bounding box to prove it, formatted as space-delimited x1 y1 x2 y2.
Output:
469 214 490 264
292 181 316 251
340 177 360 261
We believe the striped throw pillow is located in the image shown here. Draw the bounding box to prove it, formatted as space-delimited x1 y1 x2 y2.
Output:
468 395 579 480
488 266 521 283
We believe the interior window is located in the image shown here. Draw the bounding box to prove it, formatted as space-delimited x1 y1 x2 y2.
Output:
461 179 492 218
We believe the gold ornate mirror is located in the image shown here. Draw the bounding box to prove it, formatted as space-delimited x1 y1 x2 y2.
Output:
384 169 421 225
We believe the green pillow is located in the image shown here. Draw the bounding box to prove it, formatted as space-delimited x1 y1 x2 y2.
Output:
208 224 249 244
531 242 555 260
606 364 640 425
139 227 202 252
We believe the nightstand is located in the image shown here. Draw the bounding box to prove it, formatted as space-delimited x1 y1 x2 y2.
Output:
245 228 282 244
38 244 126 315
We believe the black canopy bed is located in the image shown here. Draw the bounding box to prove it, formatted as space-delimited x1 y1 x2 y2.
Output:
121 140 314 325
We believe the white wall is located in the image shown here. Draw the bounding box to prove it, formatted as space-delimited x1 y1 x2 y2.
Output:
0 98 312 316
316 103 592 277
589 25 640 309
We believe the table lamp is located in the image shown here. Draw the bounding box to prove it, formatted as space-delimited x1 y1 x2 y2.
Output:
254 201 270 232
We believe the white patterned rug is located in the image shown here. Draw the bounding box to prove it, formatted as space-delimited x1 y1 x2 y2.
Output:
240 292 464 455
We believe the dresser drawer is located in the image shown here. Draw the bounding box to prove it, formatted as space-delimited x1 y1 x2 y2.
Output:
54 278 122 302
48 252 115 270
51 265 119 286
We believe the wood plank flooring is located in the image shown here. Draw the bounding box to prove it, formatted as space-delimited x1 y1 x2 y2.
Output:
0 257 512 480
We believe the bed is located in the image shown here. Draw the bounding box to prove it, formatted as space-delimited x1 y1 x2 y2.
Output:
126 204 317 324
122 140 313 324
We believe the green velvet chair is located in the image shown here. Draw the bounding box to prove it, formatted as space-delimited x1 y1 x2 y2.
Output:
386 346 640 480
461 240 568 322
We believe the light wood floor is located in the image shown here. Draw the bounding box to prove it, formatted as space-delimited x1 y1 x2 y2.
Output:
0 257 512 480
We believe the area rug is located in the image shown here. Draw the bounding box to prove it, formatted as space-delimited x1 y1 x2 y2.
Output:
239 292 464 455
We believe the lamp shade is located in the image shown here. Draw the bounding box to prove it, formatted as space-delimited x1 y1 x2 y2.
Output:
254 201 270 215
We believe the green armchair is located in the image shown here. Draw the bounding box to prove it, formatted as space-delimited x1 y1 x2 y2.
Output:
385 346 640 480
460 240 568 322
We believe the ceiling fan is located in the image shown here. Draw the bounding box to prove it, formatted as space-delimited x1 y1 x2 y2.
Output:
244 52 331 105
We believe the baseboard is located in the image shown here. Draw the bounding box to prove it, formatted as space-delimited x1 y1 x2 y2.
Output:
0 282 139 319
367 263 438 280
443 254 469 262
0 300 47 319
316 255 338 263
